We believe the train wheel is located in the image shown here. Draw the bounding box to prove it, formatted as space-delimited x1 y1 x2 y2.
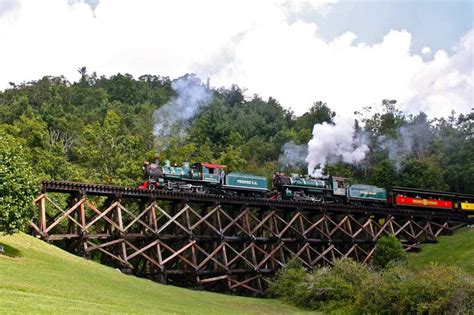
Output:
196 186 208 194
315 195 324 204
148 183 156 190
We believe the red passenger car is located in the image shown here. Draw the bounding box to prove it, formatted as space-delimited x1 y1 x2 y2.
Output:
387 186 455 210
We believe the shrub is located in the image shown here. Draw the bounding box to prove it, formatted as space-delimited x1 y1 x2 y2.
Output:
355 266 412 314
0 133 38 234
331 258 372 287
402 265 474 314
372 234 407 269
270 258 363 312
268 258 308 303
301 266 355 312
355 265 474 314
271 257 474 314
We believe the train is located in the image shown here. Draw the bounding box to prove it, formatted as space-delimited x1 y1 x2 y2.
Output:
139 160 268 197
139 159 474 212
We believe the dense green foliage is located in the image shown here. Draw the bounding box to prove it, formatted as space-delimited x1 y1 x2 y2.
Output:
0 133 38 234
372 234 407 269
0 70 472 233
0 233 312 314
270 258 474 314
356 265 473 314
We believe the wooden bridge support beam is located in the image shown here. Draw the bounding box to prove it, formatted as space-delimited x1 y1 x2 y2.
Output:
31 193 466 295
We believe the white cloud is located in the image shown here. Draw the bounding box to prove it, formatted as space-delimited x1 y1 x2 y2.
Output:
0 0 472 118
421 47 431 55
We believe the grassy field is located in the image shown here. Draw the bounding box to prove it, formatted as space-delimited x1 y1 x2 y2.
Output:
0 233 314 315
408 226 474 275
1 228 471 314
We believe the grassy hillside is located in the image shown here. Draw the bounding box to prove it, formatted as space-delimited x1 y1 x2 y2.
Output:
408 227 474 276
0 234 313 314
1 228 471 314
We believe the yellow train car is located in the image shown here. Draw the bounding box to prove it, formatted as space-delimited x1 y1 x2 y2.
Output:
460 202 474 211
457 194 474 211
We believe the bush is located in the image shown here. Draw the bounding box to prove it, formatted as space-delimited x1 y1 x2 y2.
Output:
356 265 474 314
372 234 407 269
268 258 308 303
355 266 412 314
270 258 365 312
270 257 474 314
301 265 355 312
0 133 39 234
331 258 372 287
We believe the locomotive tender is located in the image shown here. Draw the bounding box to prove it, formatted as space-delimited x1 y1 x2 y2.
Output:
139 159 474 212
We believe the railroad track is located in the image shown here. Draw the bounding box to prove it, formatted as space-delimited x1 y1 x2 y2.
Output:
41 180 467 221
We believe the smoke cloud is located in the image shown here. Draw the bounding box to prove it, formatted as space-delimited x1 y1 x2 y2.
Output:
377 117 433 170
153 74 213 138
305 117 369 177
278 141 308 168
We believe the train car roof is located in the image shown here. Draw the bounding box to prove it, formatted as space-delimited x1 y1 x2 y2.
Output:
457 193 474 199
197 162 227 169
330 176 349 180
389 186 455 197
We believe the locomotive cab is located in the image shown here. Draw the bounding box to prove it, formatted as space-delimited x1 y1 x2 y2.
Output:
331 176 348 196
190 162 226 184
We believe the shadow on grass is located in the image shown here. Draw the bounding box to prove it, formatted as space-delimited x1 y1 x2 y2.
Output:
0 243 22 258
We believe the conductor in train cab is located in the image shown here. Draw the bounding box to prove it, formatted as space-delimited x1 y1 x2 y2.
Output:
153 155 160 166
220 169 226 185
142 160 150 179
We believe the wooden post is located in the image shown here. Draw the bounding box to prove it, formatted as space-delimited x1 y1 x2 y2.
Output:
39 196 46 233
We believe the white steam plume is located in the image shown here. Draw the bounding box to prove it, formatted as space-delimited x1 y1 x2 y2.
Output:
153 74 213 138
278 141 308 168
305 117 369 177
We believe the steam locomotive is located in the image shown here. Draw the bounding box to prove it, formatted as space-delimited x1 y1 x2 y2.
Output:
139 159 474 212
139 159 268 197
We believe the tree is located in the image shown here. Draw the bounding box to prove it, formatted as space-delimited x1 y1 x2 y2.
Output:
400 157 447 190
0 133 38 234
372 234 407 269
294 101 336 143
75 109 144 184
217 146 246 172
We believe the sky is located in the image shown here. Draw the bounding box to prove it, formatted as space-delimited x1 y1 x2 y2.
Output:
0 0 472 118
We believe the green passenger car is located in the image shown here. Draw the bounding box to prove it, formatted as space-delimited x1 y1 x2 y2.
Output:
224 172 268 191
348 184 387 201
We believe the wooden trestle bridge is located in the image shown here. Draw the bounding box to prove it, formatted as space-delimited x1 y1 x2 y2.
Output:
31 181 467 295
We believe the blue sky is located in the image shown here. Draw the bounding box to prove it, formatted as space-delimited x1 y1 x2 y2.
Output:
312 0 473 54
0 0 472 117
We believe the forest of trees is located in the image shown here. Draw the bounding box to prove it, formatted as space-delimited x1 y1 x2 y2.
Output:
0 69 472 231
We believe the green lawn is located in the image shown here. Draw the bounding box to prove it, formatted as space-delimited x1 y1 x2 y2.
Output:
2 228 471 314
0 233 314 314
408 227 474 276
